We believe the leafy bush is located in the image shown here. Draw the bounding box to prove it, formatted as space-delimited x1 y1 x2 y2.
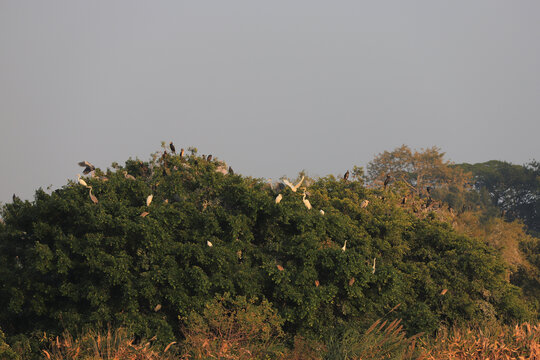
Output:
0 328 19 360
180 293 285 359
324 318 422 360
0 148 533 351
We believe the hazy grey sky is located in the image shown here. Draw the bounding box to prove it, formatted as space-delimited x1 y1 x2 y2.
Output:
1 1 539 205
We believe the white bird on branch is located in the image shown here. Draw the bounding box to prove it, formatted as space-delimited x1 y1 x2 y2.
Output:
282 176 304 192
123 171 136 180
275 194 283 204
146 194 153 207
361 200 369 208
77 174 90 188
342 240 347 252
302 188 312 210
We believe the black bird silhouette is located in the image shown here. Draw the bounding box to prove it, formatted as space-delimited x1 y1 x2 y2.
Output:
169 142 176 154
78 161 95 175
228 166 234 175
207 154 213 162
343 170 349 181
426 186 432 194
384 174 391 190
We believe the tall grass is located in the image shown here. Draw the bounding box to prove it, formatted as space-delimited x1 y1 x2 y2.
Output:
41 327 177 360
419 322 539 360
324 318 422 360
30 321 539 360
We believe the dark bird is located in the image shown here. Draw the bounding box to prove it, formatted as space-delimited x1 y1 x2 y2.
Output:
384 174 391 190
169 142 176 154
228 166 234 175
179 148 185 158
207 154 212 162
401 197 407 205
426 186 432 194
343 170 349 181
78 161 95 175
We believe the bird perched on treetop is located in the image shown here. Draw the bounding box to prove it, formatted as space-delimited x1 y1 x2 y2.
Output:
302 188 312 210
343 170 350 181
78 161 95 175
179 148 185 158
207 154 213 162
282 176 304 192
169 142 176 154
384 174 391 190
228 166 234 175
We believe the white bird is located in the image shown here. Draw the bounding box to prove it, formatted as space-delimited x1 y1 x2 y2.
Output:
342 240 347 252
275 194 283 204
207 240 213 247
320 209 325 215
146 194 153 207
361 200 369 208
302 189 312 210
372 258 376 274
77 174 89 188
282 176 304 192
123 171 136 180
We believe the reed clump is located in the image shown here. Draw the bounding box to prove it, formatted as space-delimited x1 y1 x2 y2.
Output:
33 321 539 360
41 327 177 360
419 322 540 360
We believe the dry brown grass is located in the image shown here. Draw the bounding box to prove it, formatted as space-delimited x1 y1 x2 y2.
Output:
37 322 539 359
419 322 540 360
42 327 177 360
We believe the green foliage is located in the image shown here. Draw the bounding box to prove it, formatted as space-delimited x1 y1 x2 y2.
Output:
324 318 421 360
0 147 533 353
0 328 19 360
181 293 285 359
458 160 540 235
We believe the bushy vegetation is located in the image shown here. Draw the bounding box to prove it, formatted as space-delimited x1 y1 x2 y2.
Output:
0 144 537 359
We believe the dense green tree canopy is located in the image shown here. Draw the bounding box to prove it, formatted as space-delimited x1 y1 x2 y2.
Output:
458 160 540 235
0 147 533 350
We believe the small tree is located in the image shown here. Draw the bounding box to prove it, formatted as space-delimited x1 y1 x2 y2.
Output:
367 145 471 197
